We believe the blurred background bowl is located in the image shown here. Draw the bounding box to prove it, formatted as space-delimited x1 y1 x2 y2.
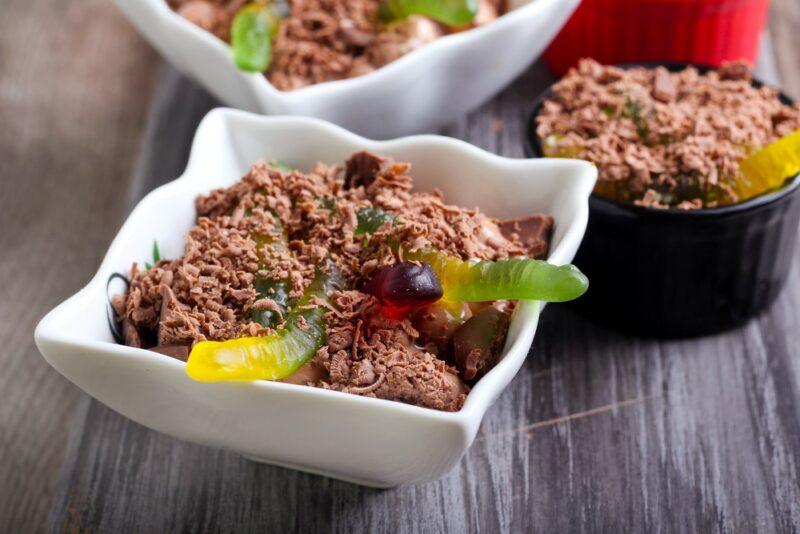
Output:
114 0 581 139
525 63 800 338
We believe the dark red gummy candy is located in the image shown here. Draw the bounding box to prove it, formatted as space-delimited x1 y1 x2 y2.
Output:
362 262 443 316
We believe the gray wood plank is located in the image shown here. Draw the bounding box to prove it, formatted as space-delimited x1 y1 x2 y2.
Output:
44 58 800 534
770 0 800 100
0 0 159 531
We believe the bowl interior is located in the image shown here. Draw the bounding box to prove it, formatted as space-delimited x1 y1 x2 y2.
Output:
39 110 595 416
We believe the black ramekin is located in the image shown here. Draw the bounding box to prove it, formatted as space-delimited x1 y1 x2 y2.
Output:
526 64 800 338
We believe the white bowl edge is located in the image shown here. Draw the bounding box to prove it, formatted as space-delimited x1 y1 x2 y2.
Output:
34 109 596 485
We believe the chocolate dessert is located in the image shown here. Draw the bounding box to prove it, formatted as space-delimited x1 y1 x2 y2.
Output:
535 59 800 209
112 151 587 411
170 0 505 90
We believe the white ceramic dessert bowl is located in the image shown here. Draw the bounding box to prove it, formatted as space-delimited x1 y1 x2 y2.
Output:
113 0 581 138
34 109 596 487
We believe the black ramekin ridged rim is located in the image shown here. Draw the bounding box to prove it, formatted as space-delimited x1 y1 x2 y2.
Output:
524 62 800 218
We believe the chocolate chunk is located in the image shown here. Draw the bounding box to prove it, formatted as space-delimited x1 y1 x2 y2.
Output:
652 67 676 103
719 61 752 81
344 151 392 189
280 360 329 385
175 1 227 38
411 303 470 357
452 307 510 381
497 214 554 259
150 344 190 362
339 18 374 48
123 319 143 349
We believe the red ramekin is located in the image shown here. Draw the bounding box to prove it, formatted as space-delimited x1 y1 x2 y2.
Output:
544 0 770 76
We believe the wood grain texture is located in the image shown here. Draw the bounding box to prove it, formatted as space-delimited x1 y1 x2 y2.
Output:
46 60 800 533
0 0 159 531
770 0 800 101
1 2 799 533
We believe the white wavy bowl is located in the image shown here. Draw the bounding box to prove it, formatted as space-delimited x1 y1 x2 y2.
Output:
113 0 581 138
34 110 595 487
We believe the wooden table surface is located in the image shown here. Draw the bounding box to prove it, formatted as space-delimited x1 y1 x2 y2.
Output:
2 1 800 532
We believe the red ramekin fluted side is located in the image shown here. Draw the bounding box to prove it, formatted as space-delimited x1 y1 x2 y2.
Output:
545 0 770 76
